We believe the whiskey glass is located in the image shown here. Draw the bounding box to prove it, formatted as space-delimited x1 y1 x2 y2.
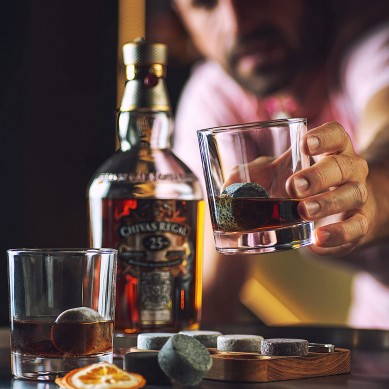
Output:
197 118 313 254
7 248 117 380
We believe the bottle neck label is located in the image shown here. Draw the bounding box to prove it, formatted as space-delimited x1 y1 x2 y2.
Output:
120 78 170 112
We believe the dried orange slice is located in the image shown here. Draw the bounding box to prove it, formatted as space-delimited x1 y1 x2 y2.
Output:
55 362 146 389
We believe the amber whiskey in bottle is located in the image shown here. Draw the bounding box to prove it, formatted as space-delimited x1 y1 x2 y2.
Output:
88 39 204 334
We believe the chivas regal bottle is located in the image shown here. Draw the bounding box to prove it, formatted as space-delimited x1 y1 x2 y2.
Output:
88 38 204 334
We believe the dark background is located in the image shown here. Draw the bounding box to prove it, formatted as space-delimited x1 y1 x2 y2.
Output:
0 0 195 326
0 1 118 325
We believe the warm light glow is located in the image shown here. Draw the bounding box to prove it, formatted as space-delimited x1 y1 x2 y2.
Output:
240 277 301 325
180 290 185 310
195 200 205 313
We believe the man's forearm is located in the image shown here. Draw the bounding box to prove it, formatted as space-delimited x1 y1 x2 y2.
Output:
361 123 389 245
357 85 389 246
363 166 389 245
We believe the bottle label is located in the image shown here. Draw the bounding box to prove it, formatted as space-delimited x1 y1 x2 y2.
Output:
105 198 199 327
139 271 173 322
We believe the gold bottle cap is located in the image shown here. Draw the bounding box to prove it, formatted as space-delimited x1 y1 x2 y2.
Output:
123 37 167 66
120 38 170 111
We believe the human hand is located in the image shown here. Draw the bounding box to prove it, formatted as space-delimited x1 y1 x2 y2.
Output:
286 121 371 256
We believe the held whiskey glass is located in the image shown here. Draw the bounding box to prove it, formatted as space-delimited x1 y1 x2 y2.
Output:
7 248 117 380
197 118 313 254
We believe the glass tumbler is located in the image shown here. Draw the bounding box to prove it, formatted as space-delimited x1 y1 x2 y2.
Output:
7 248 117 380
197 118 313 254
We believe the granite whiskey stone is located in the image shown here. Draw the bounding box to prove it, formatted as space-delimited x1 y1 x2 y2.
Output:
54 307 103 323
217 334 264 353
158 334 212 386
261 338 309 356
137 333 174 350
51 307 111 355
179 330 222 348
222 183 269 198
215 182 270 231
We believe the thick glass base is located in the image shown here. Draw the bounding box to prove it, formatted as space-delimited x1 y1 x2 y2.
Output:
214 221 313 254
11 351 112 381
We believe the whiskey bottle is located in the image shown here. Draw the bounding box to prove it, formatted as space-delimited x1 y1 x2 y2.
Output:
87 38 204 335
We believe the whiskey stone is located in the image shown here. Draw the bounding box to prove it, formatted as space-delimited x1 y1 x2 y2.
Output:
55 307 103 323
214 195 241 231
51 307 108 355
124 351 171 384
158 334 212 386
179 330 222 348
137 333 174 350
261 338 309 356
222 182 269 198
217 334 263 353
216 182 270 231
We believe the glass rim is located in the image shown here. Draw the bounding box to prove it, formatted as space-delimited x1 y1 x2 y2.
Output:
197 117 307 135
7 248 118 255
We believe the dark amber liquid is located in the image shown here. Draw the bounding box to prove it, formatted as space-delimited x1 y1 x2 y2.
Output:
214 197 302 232
12 318 114 357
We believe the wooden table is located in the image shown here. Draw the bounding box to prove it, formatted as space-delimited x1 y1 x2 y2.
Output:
1 324 389 388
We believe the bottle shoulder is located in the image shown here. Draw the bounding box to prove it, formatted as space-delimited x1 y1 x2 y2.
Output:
88 149 203 200
90 148 197 177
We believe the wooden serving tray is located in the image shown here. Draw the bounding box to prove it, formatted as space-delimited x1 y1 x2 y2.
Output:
205 348 350 383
